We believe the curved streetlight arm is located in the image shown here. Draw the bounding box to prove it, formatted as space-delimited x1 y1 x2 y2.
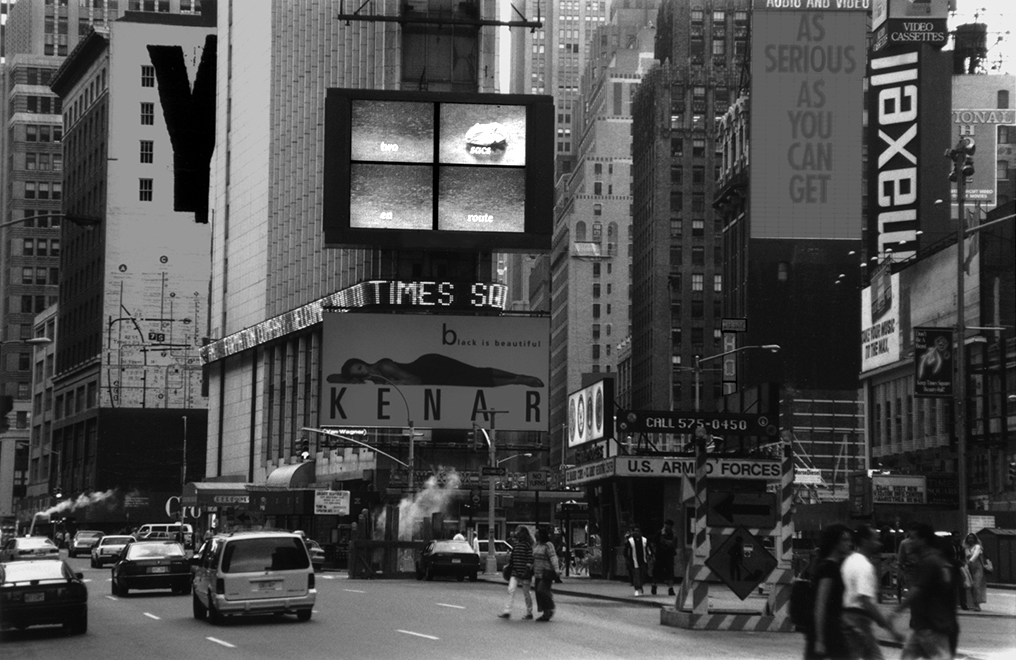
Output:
365 374 418 495
301 427 409 468
694 344 780 412
497 452 532 466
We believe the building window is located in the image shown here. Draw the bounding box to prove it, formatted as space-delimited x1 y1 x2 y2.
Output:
26 153 38 170
692 246 704 265
25 182 37 199
592 344 601 360
141 65 155 87
692 273 704 291
140 140 154 163
692 219 704 236
693 139 706 158
22 267 35 284
592 283 601 298
139 178 153 201
714 274 723 292
140 102 154 125
593 203 602 216
23 239 35 256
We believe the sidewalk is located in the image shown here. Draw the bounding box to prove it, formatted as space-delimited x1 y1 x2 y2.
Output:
477 571 1016 620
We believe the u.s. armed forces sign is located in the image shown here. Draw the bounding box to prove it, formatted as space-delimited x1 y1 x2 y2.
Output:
565 457 782 486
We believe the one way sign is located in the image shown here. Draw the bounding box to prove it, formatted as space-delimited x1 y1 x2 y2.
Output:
706 491 777 528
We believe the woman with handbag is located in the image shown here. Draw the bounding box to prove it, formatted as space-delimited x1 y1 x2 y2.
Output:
499 526 534 620
532 527 560 622
964 533 988 611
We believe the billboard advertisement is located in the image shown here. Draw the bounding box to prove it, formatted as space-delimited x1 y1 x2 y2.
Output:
871 474 926 504
860 269 901 372
567 379 614 448
867 46 952 260
749 7 866 240
871 0 949 52
320 313 549 431
323 89 554 252
914 327 954 398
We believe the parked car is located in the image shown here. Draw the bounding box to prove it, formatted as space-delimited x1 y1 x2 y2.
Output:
191 531 315 624
306 539 325 572
416 540 480 582
68 530 104 558
90 535 134 568
0 536 60 563
0 559 87 634
476 539 513 571
111 541 190 596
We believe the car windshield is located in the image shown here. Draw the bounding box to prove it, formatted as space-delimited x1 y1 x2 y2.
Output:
2 560 67 583
19 537 56 549
433 541 474 554
221 537 310 573
125 542 186 559
77 531 103 539
100 536 133 546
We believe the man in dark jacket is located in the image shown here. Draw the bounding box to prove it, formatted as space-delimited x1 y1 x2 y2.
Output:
651 520 677 596
890 524 959 660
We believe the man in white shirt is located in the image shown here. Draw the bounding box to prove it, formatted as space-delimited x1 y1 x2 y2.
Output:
841 525 903 659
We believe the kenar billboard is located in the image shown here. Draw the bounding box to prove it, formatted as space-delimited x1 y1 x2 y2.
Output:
749 6 866 239
320 313 549 431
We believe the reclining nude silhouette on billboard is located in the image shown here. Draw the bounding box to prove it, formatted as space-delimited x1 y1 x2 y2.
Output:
326 354 544 388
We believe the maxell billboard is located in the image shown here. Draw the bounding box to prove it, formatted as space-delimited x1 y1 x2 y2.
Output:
320 313 549 431
867 46 952 260
749 6 866 240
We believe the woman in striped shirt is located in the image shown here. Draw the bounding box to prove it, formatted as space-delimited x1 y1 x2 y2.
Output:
499 526 534 619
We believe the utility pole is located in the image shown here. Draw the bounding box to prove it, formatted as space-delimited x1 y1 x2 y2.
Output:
476 409 508 575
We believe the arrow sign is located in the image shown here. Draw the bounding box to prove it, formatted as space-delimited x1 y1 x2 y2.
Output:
481 466 507 476
705 526 778 601
706 491 777 528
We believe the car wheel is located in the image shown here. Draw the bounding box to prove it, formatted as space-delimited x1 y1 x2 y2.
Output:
425 567 434 581
208 593 224 625
296 609 312 622
69 549 76 558
90 557 98 569
111 578 118 596
192 592 207 620
468 571 478 582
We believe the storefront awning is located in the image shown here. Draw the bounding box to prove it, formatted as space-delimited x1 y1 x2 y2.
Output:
265 461 316 488
181 482 251 508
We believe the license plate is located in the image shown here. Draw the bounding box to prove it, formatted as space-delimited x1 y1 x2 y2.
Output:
25 592 44 603
149 566 169 574
254 581 282 592
451 558 461 563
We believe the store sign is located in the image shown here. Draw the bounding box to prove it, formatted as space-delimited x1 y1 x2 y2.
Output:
872 474 926 504
313 490 351 516
564 457 782 486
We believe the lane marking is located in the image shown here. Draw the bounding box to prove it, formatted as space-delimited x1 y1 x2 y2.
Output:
206 637 236 648
343 589 366 593
435 603 466 610
320 575 335 580
82 579 93 583
104 596 119 601
144 613 161 620
397 629 439 640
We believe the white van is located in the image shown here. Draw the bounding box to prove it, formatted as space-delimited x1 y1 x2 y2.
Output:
136 523 194 548
190 531 315 623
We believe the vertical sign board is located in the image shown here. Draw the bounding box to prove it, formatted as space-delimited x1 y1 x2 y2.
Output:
567 379 614 448
859 270 901 373
913 327 953 397
749 3 866 240
867 45 952 261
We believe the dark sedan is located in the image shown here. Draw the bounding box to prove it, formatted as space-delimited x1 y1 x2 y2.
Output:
0 559 88 634
416 540 480 582
111 541 190 596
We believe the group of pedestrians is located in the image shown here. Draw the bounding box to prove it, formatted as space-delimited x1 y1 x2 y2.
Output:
622 520 677 597
805 522 983 660
499 526 561 622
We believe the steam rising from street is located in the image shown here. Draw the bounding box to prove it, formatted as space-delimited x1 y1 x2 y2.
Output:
37 489 118 518
398 468 461 540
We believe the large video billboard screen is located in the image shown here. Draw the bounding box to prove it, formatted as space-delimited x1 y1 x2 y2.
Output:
324 90 554 252
749 7 866 240
320 313 549 431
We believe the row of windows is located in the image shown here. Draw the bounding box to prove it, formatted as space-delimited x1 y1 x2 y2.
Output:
21 267 61 285
25 67 57 87
25 181 63 200
19 211 62 229
21 238 62 257
20 295 60 315
26 125 63 143
24 152 63 171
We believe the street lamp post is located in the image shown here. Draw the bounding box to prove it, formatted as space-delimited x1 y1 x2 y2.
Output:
693 344 781 412
496 452 532 466
370 375 417 495
475 409 508 575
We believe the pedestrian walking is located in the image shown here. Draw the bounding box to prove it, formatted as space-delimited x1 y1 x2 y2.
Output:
962 533 987 612
624 525 651 597
805 523 853 660
498 526 534 620
841 525 903 660
890 523 959 660
650 519 677 596
896 525 919 601
532 528 560 621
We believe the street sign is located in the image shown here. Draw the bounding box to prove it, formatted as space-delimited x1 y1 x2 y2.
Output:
481 466 507 476
706 491 777 528
795 468 824 485
705 526 778 600
721 318 747 333
617 410 779 438
528 470 550 490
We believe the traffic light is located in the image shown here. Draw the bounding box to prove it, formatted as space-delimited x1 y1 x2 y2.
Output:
53 486 63 499
298 438 311 461
947 137 975 182
470 423 486 450
1008 461 1016 486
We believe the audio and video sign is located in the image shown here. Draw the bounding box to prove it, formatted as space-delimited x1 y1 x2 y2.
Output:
324 90 553 252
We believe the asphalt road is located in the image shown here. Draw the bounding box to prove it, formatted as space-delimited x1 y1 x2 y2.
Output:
3 555 1013 660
